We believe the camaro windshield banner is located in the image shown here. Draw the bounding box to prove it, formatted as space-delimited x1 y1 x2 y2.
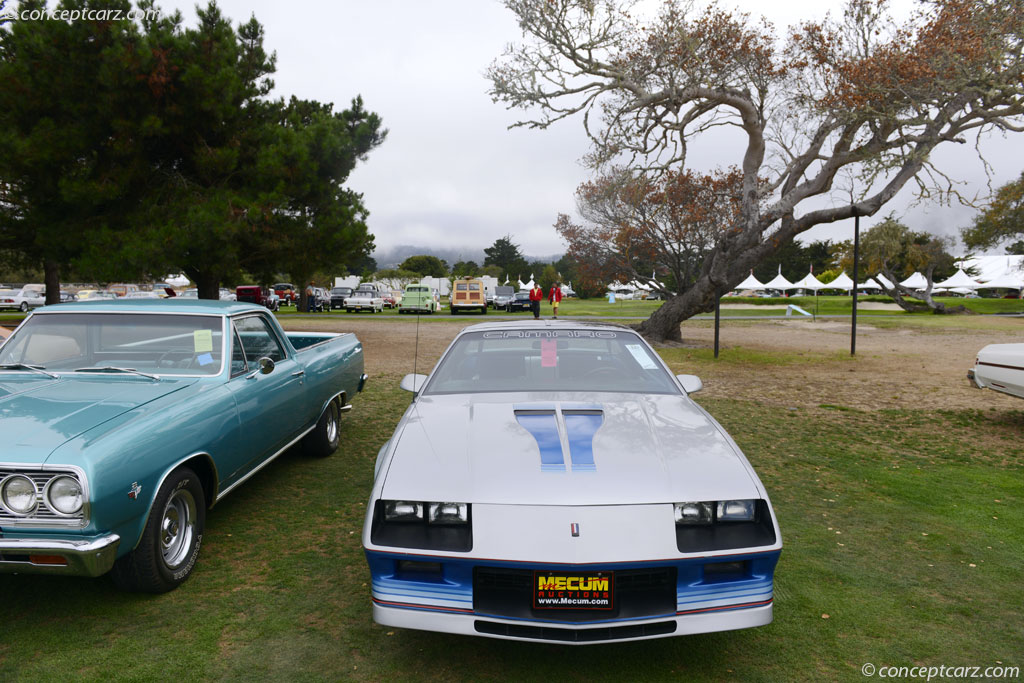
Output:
533 571 614 610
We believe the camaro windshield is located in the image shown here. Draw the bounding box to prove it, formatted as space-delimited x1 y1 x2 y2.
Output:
424 329 680 395
0 313 225 376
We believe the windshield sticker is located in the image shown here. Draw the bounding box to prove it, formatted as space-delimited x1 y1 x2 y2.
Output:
193 329 213 353
625 344 658 369
196 352 214 366
541 339 558 367
482 330 618 339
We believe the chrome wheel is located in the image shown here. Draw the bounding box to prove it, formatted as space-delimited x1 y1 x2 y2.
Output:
160 488 197 569
326 405 339 444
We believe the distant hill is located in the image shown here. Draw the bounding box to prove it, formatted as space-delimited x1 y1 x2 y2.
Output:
372 245 563 270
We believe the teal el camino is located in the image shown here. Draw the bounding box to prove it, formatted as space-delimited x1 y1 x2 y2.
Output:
0 299 366 592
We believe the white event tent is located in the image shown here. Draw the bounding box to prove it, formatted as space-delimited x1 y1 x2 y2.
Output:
763 267 795 292
792 271 825 291
824 272 854 291
734 271 766 291
899 272 929 289
933 269 980 291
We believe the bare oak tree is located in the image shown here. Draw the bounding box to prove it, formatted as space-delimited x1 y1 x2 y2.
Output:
487 0 1024 341
555 168 742 294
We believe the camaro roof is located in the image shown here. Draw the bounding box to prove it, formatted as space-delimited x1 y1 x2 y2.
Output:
33 298 266 316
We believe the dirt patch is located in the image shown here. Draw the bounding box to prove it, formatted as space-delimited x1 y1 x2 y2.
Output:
676 318 1023 411
279 316 1024 413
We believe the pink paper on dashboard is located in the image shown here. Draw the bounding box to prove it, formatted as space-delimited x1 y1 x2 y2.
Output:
541 338 558 367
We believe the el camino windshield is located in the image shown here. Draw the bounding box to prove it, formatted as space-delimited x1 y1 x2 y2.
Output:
0 313 225 376
425 329 680 395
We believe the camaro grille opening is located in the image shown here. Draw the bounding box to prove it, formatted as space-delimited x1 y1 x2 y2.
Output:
474 619 677 642
474 566 676 623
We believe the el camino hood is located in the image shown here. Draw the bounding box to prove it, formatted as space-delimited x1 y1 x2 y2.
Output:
0 376 197 465
381 393 761 505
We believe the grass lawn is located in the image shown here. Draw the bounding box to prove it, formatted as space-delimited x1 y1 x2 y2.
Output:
1 345 1021 680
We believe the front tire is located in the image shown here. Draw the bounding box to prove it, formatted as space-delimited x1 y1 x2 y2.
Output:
19 302 28 312
304 398 341 457
110 468 205 593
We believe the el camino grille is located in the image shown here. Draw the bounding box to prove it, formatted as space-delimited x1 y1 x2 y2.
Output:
0 467 87 527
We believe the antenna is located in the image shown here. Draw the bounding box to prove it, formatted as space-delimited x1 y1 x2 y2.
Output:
412 309 421 395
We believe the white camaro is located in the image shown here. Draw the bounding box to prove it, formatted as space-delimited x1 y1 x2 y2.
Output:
362 321 782 644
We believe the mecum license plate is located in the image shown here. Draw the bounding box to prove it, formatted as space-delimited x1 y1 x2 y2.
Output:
533 570 614 610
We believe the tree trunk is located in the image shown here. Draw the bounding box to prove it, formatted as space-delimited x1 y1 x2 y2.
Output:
44 260 61 305
875 269 971 315
185 268 221 300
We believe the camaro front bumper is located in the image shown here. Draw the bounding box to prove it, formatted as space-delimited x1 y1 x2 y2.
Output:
0 533 120 577
365 548 780 644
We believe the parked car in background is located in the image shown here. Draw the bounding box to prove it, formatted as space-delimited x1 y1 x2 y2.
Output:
76 290 118 301
506 291 532 312
315 287 331 312
0 299 367 592
236 285 280 312
150 283 174 298
107 284 140 298
273 283 297 306
331 287 353 310
492 286 515 309
344 290 384 313
969 343 1024 400
125 291 162 300
60 291 78 303
181 289 199 298
382 291 398 309
398 284 438 314
0 287 46 312
451 277 488 315
219 288 237 301
364 321 781 643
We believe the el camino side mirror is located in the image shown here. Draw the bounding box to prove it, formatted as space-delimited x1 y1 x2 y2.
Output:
400 373 428 393
258 357 275 375
677 374 703 394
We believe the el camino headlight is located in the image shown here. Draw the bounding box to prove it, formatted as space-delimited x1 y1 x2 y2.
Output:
45 475 83 515
1 475 38 515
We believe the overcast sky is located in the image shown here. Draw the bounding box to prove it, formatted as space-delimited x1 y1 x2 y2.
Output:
163 0 1024 258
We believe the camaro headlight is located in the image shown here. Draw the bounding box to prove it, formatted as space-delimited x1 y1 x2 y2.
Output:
1 475 38 515
428 502 468 525
675 499 757 524
674 502 713 524
45 475 83 515
717 500 756 521
383 501 423 522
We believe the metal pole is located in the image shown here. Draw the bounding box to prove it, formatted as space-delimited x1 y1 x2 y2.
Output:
851 213 859 356
714 294 720 359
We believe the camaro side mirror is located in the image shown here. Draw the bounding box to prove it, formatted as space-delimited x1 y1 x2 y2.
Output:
400 373 428 393
258 357 276 375
677 374 703 394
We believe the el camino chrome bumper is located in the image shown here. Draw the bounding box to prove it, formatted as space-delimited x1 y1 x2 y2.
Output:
0 534 120 577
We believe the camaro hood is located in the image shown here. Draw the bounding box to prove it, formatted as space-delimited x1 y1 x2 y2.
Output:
0 376 197 465
380 392 762 505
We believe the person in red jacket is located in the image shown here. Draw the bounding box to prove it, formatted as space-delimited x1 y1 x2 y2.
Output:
548 281 563 319
528 283 544 319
